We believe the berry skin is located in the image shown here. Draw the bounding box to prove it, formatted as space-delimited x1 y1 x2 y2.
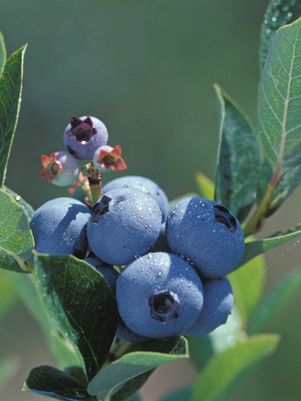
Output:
116 252 204 338
116 318 148 343
103 176 168 222
40 151 80 186
64 116 108 160
87 188 162 265
85 256 118 290
166 197 245 278
184 278 233 336
30 197 90 257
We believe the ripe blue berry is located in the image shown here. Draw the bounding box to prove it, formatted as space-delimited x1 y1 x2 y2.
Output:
64 116 108 160
116 252 204 338
30 197 90 257
40 151 80 186
151 223 170 253
87 188 162 265
85 256 118 290
116 319 148 343
166 197 245 278
103 176 168 222
184 278 233 336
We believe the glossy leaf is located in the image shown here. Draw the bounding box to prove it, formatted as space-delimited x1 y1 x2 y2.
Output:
249 265 301 333
0 45 26 186
0 188 34 271
229 251 266 326
258 19 301 198
192 335 280 401
0 32 6 76
14 273 81 369
241 224 301 265
214 85 260 219
35 254 118 380
25 365 94 401
195 172 214 200
0 270 18 318
88 337 188 401
260 0 301 69
4 186 34 220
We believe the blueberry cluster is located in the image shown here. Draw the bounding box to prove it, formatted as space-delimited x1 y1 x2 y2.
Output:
31 115 245 342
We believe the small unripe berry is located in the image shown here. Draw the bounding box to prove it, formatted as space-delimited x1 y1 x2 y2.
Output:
64 116 108 160
40 151 80 187
93 145 127 172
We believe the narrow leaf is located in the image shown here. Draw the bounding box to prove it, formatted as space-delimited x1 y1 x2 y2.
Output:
0 45 26 186
241 224 301 265
188 335 214 371
159 387 192 401
25 365 94 401
88 337 188 401
0 188 34 268
35 254 118 380
195 172 214 200
229 251 266 326
260 0 301 69
192 335 280 401
249 266 301 333
214 85 260 219
0 270 18 318
0 32 6 76
0 357 19 390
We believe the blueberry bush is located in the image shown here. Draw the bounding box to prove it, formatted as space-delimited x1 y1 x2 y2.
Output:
1 1 301 400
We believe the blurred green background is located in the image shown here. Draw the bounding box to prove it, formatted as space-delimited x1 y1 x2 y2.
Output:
0 0 301 400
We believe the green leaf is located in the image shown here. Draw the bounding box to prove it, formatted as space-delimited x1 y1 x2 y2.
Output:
0 270 18 318
14 273 81 369
249 265 301 333
214 85 260 220
192 335 280 401
88 337 188 401
25 365 95 401
159 387 192 401
228 251 266 326
0 188 34 272
195 172 214 200
4 186 34 220
188 335 214 371
0 45 26 186
0 32 6 77
0 357 19 390
35 254 118 380
241 224 301 265
258 18 301 203
260 0 301 69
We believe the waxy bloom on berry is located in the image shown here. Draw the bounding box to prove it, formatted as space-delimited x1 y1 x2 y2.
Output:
40 151 80 187
64 115 108 160
93 145 127 172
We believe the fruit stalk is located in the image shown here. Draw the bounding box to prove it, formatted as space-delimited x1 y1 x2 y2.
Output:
87 162 102 205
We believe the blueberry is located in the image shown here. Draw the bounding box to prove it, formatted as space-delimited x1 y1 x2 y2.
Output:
116 252 204 338
87 188 162 265
40 151 80 187
30 197 90 257
64 116 108 160
103 176 168 222
150 223 170 253
116 318 148 343
166 197 245 278
184 278 233 336
93 145 127 172
85 256 118 290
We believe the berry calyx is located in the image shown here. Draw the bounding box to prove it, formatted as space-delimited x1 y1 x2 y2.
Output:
93 145 127 172
40 151 80 187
